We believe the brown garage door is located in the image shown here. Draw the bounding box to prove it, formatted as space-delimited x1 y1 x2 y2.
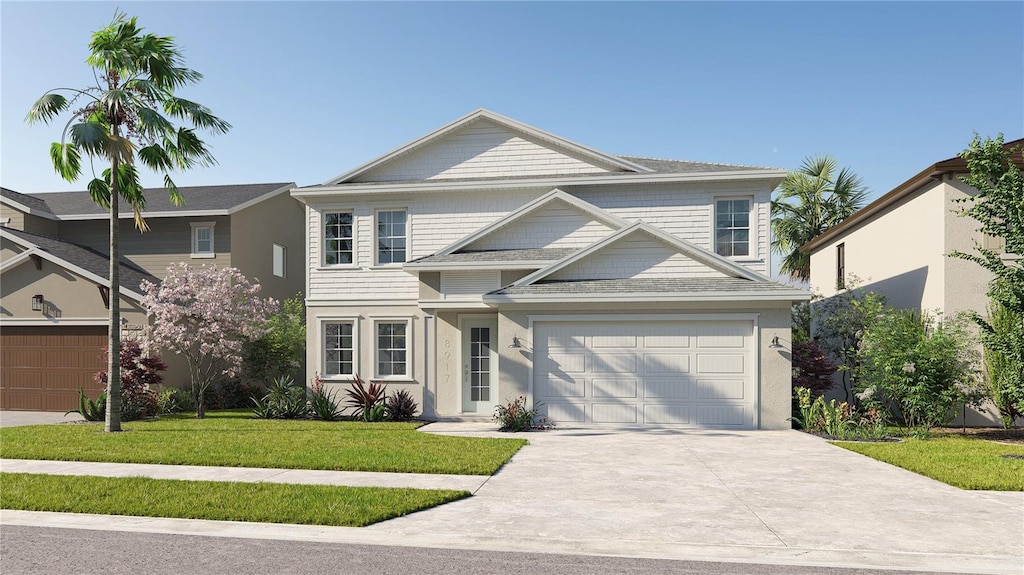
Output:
1 326 108 411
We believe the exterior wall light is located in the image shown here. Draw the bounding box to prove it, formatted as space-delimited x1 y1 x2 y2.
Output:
31 294 44 312
509 336 522 349
769 335 782 348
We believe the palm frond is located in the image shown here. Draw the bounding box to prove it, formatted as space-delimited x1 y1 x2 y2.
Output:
164 97 230 133
68 121 110 157
49 142 81 182
26 93 70 125
86 178 111 209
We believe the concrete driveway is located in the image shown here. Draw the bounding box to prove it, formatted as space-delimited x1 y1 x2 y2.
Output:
0 411 84 427
372 425 1024 574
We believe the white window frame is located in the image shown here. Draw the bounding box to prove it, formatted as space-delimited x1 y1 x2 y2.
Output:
190 222 215 258
320 317 359 380
374 208 408 266
372 317 413 381
712 196 755 260
273 243 287 278
321 210 357 268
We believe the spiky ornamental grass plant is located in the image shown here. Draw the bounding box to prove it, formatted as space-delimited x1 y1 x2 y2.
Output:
25 12 230 431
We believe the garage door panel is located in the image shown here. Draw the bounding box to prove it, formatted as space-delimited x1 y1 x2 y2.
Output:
593 354 637 374
593 403 637 424
645 335 690 348
537 376 584 398
696 354 745 374
592 378 637 399
544 402 586 423
644 404 692 425
696 405 750 427
698 379 745 400
592 335 637 348
1 326 107 411
544 353 586 374
643 353 690 374
643 378 692 399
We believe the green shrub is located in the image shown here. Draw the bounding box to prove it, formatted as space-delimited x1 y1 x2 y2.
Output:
857 310 982 430
66 388 106 421
791 386 890 441
386 389 419 421
251 376 308 419
242 295 306 382
984 299 1024 428
157 388 194 414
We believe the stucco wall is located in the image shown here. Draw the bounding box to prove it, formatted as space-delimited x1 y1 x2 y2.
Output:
809 180 947 311
229 191 306 303
942 178 994 318
1 205 59 237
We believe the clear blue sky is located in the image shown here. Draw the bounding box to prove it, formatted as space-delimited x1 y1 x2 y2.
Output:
2 1 1022 203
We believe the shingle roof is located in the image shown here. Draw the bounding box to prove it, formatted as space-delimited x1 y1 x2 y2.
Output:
16 183 292 217
1 187 54 215
618 156 776 173
407 248 579 265
1 228 157 295
490 277 802 296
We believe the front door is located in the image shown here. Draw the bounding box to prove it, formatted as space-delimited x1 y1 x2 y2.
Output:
462 317 498 414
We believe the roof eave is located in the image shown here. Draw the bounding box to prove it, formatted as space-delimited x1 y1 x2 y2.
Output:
483 291 811 304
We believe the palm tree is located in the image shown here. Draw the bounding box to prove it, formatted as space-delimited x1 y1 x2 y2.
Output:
26 12 230 431
771 156 868 283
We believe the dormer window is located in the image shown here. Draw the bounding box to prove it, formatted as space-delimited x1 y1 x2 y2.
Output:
190 222 215 258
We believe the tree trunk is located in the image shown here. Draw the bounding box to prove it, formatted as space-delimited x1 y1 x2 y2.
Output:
105 156 122 433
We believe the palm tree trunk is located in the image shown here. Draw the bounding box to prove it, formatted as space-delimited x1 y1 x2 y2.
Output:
105 155 122 432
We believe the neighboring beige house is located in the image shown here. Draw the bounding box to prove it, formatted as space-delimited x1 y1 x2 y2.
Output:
803 138 1022 425
293 109 809 429
0 183 304 411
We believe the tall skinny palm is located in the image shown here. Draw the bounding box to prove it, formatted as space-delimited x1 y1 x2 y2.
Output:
26 12 230 431
771 156 868 282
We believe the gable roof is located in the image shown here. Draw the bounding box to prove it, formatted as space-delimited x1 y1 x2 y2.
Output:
619 156 776 173
405 248 577 269
0 228 157 300
1 182 294 220
802 137 1024 254
1 187 57 219
325 109 656 185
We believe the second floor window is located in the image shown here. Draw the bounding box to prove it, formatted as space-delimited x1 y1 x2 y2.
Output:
190 222 215 258
324 212 354 265
714 199 750 257
377 210 407 264
836 243 846 290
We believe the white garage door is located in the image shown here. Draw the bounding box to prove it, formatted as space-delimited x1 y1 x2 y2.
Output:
534 320 755 428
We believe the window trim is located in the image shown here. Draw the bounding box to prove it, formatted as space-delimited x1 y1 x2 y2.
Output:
272 243 287 278
712 196 755 260
190 221 216 259
320 317 360 381
320 210 357 269
374 208 408 266
372 317 413 381
836 242 846 290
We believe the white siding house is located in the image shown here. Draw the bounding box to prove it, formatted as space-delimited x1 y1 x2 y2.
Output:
293 109 808 429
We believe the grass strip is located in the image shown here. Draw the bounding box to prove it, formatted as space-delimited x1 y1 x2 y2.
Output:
0 472 470 527
833 436 1024 491
0 411 525 476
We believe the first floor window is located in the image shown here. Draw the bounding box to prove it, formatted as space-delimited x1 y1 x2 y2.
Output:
376 321 407 376
324 212 354 265
377 209 407 264
714 199 750 257
324 322 354 376
190 222 215 257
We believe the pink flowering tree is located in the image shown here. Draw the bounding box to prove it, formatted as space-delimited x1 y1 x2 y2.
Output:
141 263 278 418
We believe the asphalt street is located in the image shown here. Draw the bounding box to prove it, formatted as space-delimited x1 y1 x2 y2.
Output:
0 525 978 575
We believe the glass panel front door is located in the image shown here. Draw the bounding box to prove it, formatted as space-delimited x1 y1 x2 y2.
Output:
462 317 498 413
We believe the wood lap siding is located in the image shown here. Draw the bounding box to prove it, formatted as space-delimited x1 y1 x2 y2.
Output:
550 236 729 281
0 326 107 411
356 121 610 183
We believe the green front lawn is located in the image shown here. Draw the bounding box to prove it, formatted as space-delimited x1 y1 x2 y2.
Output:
833 435 1024 491
0 472 468 526
0 411 525 475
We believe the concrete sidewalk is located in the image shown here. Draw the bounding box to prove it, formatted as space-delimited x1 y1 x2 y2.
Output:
0 459 488 492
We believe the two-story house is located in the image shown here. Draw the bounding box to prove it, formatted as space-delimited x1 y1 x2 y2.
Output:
0 183 304 411
293 110 808 429
803 138 1022 426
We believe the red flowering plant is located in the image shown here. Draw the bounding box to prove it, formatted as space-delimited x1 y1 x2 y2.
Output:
95 340 167 421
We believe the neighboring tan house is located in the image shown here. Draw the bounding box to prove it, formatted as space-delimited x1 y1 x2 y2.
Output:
0 183 304 411
292 109 809 429
802 138 1022 425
